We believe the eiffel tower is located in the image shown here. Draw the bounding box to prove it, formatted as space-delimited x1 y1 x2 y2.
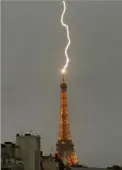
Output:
56 75 78 165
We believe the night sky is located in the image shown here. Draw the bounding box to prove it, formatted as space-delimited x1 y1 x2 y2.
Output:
1 1 122 167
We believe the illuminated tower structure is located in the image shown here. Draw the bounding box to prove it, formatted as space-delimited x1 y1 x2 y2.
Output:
56 76 78 165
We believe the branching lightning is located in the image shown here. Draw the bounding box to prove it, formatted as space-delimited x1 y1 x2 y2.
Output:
61 0 71 74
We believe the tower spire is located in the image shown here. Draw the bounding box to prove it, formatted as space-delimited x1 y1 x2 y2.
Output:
56 76 78 165
62 74 65 83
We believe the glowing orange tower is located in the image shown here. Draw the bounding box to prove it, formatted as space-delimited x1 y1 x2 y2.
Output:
56 76 78 165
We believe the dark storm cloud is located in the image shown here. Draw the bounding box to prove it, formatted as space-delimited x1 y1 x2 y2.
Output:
1 1 122 167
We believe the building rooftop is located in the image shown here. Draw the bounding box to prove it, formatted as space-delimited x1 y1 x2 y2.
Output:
4 142 12 144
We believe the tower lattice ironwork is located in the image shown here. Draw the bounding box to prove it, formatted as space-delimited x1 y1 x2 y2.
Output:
56 76 78 165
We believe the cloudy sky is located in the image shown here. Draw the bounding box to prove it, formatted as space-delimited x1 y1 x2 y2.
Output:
1 1 122 167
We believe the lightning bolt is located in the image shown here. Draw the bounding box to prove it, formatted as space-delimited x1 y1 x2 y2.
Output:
61 0 71 74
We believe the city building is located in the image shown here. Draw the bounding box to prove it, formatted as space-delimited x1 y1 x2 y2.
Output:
1 133 41 170
16 133 41 170
1 142 20 159
1 142 24 170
